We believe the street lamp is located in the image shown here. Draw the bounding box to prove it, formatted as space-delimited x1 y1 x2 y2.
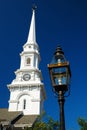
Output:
48 46 71 130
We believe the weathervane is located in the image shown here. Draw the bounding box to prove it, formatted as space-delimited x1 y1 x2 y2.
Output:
32 4 37 11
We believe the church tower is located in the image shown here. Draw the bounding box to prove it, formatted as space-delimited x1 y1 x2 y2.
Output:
8 7 46 115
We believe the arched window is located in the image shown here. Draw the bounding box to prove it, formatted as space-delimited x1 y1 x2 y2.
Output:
26 58 31 65
23 99 26 109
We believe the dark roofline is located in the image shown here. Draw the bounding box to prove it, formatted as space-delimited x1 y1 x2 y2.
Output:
10 112 23 125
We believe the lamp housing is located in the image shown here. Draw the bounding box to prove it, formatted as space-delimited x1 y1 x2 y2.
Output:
48 46 71 93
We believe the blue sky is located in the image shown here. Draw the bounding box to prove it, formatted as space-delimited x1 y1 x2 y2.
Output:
0 0 87 129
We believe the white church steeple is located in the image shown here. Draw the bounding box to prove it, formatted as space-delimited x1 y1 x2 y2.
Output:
27 7 36 43
8 7 46 115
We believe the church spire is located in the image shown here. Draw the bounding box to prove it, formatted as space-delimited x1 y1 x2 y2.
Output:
27 6 36 43
8 5 46 115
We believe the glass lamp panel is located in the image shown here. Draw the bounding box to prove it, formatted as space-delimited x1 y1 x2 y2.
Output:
52 66 67 75
55 54 66 63
67 70 71 86
53 73 67 86
52 67 67 86
51 54 66 64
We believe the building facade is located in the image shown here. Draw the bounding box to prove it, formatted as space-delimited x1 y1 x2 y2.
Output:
8 7 45 116
0 7 46 130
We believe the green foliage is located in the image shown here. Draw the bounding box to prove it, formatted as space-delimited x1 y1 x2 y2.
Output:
24 112 59 130
78 118 87 130
33 112 59 130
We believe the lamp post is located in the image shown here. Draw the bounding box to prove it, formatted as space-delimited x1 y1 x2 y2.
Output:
48 46 71 130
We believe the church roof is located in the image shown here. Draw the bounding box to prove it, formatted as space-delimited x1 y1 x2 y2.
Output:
14 115 38 127
0 108 22 122
0 108 38 127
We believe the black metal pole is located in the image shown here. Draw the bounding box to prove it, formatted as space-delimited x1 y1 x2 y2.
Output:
58 91 65 130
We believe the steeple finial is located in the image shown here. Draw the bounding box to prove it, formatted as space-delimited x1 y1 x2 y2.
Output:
32 4 37 11
27 5 36 43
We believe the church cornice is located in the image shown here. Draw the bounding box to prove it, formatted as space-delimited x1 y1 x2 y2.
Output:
15 68 41 74
20 50 40 56
23 42 38 48
7 83 44 88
